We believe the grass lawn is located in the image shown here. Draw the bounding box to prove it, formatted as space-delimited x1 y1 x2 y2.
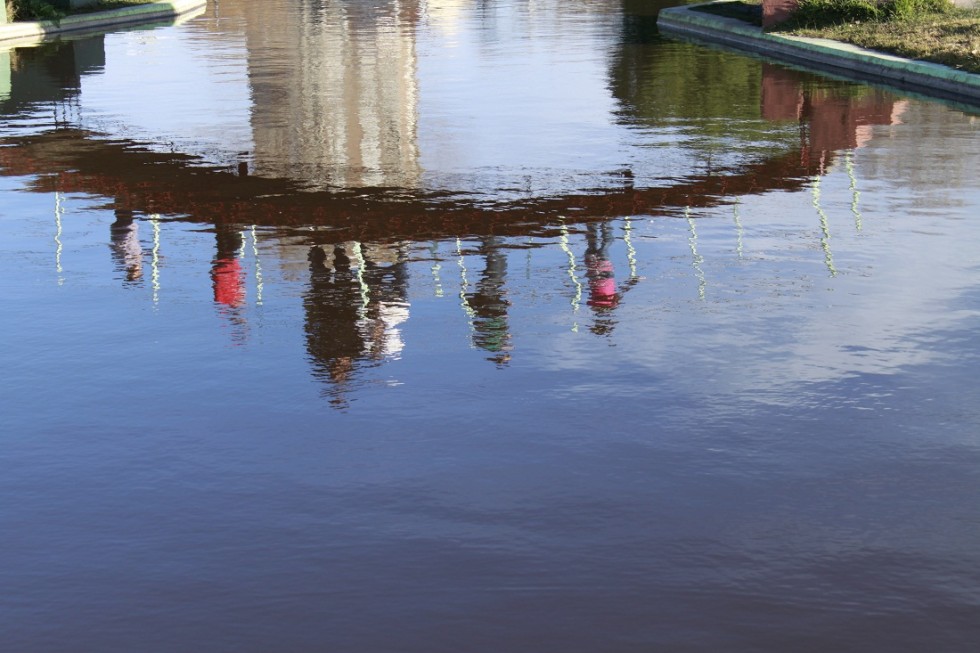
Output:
8 0 155 22
692 0 980 74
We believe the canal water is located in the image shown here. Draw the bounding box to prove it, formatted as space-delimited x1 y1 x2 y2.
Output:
2 0 979 650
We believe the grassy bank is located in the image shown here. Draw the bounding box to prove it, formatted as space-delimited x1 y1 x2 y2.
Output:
693 0 980 74
7 0 152 21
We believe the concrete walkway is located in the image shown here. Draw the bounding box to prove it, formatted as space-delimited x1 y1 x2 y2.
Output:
658 1 980 107
0 0 206 45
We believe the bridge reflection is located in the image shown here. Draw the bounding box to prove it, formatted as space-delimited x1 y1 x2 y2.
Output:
0 5 906 407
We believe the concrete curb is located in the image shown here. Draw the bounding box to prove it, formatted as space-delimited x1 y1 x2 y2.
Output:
658 2 980 107
0 0 207 45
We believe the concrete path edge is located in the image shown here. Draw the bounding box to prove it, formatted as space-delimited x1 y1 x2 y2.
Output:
1 0 206 44
658 2 980 107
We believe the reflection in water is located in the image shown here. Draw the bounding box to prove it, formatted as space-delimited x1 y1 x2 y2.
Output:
845 150 863 231
686 207 706 300
250 225 265 306
732 198 744 259
0 37 103 118
304 242 409 406
0 3 921 399
305 244 364 407
585 222 622 336
54 191 65 284
241 0 421 189
466 237 512 365
109 209 143 284
151 216 162 303
212 225 246 308
3 3 980 649
211 224 248 342
811 174 838 277
760 63 908 154
559 220 584 330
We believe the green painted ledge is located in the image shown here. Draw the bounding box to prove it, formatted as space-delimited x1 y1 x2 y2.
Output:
658 1 980 107
0 0 207 44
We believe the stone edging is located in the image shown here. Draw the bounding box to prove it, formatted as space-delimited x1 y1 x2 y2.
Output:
658 2 980 107
1 0 207 44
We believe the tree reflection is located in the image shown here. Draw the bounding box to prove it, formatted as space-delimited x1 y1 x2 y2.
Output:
0 37 104 119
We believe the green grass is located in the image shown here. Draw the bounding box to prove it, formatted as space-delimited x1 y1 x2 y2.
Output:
778 0 953 25
692 0 980 74
8 0 154 21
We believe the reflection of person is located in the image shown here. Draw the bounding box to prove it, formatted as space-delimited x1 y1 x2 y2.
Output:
304 242 410 408
466 237 512 366
210 225 248 344
305 244 364 407
109 209 143 284
361 243 410 363
584 221 637 336
586 222 617 306
211 225 245 308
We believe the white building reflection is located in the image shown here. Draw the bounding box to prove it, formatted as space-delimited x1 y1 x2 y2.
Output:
239 0 422 189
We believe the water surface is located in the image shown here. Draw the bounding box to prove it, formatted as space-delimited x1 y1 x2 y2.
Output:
2 1 980 651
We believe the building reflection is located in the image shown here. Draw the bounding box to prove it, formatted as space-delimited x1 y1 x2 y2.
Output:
610 3 904 167
760 63 906 156
236 0 421 189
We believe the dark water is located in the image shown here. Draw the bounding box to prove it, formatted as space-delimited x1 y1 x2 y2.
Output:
2 1 980 651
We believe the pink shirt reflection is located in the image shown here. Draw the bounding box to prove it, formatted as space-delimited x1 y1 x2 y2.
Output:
587 257 618 309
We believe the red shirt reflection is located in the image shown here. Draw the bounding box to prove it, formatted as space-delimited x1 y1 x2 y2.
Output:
212 257 245 307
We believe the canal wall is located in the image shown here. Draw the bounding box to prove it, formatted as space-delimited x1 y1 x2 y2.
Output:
0 0 206 44
658 1 980 107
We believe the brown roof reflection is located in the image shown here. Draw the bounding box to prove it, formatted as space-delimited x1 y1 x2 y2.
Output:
1 128 828 242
